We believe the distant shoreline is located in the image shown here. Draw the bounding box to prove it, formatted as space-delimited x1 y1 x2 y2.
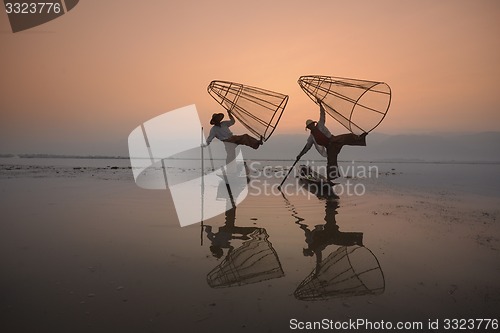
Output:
0 154 128 160
1 154 500 165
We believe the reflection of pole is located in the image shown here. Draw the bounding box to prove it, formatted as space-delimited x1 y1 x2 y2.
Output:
221 166 236 209
201 127 204 246
280 191 304 224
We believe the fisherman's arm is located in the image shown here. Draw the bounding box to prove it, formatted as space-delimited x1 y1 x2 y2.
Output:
296 135 314 160
227 111 236 126
316 100 333 137
318 101 326 125
204 225 215 241
205 127 216 145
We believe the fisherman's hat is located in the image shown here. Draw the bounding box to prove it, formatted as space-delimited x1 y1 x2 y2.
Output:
210 113 224 125
305 119 316 129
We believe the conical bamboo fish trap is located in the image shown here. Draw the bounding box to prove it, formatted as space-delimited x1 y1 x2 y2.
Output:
208 81 288 141
299 75 391 134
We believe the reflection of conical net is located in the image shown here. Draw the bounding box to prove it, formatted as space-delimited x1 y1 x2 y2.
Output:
207 228 284 288
298 75 391 135
208 81 288 141
294 245 385 301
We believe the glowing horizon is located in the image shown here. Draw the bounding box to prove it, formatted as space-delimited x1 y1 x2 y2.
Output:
1 0 499 155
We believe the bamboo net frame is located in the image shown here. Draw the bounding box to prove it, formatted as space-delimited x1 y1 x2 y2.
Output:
298 75 391 134
208 80 289 141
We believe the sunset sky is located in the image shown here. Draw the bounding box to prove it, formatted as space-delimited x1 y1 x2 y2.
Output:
1 0 499 155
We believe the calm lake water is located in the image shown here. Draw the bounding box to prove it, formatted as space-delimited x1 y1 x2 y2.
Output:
1 158 499 332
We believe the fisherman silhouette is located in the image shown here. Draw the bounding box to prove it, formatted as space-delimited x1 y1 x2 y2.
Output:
297 100 367 181
204 200 284 288
204 205 259 259
298 198 363 271
204 111 263 165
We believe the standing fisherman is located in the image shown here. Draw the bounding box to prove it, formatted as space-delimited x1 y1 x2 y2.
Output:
204 111 263 164
297 100 367 181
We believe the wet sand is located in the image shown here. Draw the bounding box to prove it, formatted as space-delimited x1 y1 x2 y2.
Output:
1 159 499 332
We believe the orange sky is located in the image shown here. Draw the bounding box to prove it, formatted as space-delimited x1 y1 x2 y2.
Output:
1 0 499 154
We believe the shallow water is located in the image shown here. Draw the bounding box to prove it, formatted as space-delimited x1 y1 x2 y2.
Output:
1 159 499 332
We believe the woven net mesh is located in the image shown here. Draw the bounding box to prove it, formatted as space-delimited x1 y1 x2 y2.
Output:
207 228 284 288
294 245 385 300
298 75 391 135
208 81 288 141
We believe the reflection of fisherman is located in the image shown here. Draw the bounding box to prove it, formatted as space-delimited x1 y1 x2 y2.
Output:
204 111 263 164
204 206 259 259
296 100 367 181
299 199 363 270
205 204 284 288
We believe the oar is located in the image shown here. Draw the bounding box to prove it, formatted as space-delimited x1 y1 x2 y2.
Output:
277 158 299 190
278 144 309 190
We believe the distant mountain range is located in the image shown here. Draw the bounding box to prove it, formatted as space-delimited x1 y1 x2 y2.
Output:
245 132 500 162
2 132 499 163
